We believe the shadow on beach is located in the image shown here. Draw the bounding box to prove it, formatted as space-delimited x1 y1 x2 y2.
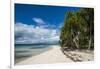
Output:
60 47 94 62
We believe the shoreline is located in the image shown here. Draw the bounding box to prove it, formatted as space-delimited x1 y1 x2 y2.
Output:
16 45 73 65
15 46 53 63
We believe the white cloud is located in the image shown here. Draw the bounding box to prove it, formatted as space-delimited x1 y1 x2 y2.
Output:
15 23 59 44
32 17 45 25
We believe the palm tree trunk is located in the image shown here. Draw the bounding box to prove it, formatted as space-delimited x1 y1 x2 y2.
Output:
73 36 79 49
88 37 91 49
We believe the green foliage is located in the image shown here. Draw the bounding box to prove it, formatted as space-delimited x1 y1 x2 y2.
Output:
60 8 94 50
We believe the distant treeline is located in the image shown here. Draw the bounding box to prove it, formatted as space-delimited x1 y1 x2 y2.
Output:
60 8 94 50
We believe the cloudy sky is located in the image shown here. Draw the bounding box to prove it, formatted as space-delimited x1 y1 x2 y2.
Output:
15 4 79 44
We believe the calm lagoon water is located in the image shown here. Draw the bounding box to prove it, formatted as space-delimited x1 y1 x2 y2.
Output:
15 44 59 64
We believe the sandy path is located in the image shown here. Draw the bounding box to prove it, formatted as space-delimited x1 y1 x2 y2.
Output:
17 45 73 65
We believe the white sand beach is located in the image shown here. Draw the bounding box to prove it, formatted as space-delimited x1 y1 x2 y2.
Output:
16 45 73 65
16 45 94 65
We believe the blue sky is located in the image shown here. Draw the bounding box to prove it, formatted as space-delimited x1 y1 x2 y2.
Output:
15 4 80 44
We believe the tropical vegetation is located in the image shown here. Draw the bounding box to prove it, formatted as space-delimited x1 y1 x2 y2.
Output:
60 8 94 50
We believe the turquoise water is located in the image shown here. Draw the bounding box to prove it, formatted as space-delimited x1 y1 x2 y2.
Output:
15 44 59 64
